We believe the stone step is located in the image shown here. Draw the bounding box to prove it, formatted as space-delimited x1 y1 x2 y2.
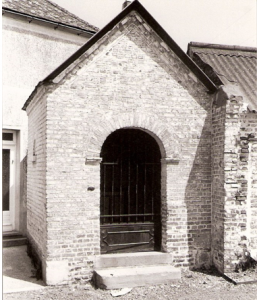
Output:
94 265 181 289
94 252 173 268
250 249 257 261
3 231 27 248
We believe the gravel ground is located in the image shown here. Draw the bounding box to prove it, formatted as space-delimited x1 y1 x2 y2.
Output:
3 268 257 300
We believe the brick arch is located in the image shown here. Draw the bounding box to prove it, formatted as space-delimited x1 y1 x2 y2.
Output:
84 113 181 160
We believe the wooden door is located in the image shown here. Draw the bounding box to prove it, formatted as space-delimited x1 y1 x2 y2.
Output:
100 129 161 253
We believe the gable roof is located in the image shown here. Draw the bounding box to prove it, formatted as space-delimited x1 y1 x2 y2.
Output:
2 0 98 33
187 42 257 111
22 0 217 110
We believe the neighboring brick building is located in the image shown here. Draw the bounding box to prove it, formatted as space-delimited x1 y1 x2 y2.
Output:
2 0 97 234
22 0 256 285
188 43 257 273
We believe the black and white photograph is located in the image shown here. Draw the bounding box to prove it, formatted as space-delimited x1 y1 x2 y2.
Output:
2 0 257 299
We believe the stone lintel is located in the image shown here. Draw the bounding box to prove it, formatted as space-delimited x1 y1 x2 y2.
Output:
85 157 102 164
161 158 179 165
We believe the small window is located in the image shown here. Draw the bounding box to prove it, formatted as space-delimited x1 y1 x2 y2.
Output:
3 133 13 141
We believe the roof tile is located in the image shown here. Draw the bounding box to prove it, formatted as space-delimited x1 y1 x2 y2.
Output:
2 0 98 32
188 43 257 111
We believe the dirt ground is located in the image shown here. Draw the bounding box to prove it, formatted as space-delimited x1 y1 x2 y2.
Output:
3 268 257 300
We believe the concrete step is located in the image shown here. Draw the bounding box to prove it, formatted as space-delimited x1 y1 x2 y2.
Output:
3 231 27 248
94 265 181 289
94 252 173 268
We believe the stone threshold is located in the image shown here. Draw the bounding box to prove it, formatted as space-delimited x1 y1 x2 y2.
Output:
223 271 257 285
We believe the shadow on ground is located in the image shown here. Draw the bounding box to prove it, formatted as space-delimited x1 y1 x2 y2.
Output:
3 245 45 294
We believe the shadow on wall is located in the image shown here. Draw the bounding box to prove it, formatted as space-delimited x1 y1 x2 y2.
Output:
20 155 27 235
127 21 214 265
184 113 212 270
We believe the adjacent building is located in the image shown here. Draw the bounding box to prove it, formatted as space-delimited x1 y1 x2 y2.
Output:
2 0 98 234
188 42 257 272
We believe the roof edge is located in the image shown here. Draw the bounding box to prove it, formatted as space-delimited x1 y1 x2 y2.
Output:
22 81 43 111
188 42 257 53
45 0 99 31
23 0 218 110
2 7 97 35
44 0 217 90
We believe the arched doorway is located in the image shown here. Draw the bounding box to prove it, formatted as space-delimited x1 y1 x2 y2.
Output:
100 129 161 253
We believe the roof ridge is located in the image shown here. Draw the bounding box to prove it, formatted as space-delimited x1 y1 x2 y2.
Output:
218 54 257 59
189 42 257 52
45 0 99 31
194 51 257 59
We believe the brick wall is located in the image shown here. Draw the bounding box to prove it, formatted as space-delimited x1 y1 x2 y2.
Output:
212 86 257 273
249 126 257 258
27 11 213 284
234 112 257 267
223 97 257 272
211 92 226 273
26 88 47 265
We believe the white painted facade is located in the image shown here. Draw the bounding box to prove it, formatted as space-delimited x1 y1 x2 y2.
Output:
2 11 93 234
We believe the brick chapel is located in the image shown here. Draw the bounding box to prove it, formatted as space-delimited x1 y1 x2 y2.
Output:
4 0 257 287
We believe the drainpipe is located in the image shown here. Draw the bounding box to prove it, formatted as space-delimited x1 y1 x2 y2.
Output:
122 1 132 10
